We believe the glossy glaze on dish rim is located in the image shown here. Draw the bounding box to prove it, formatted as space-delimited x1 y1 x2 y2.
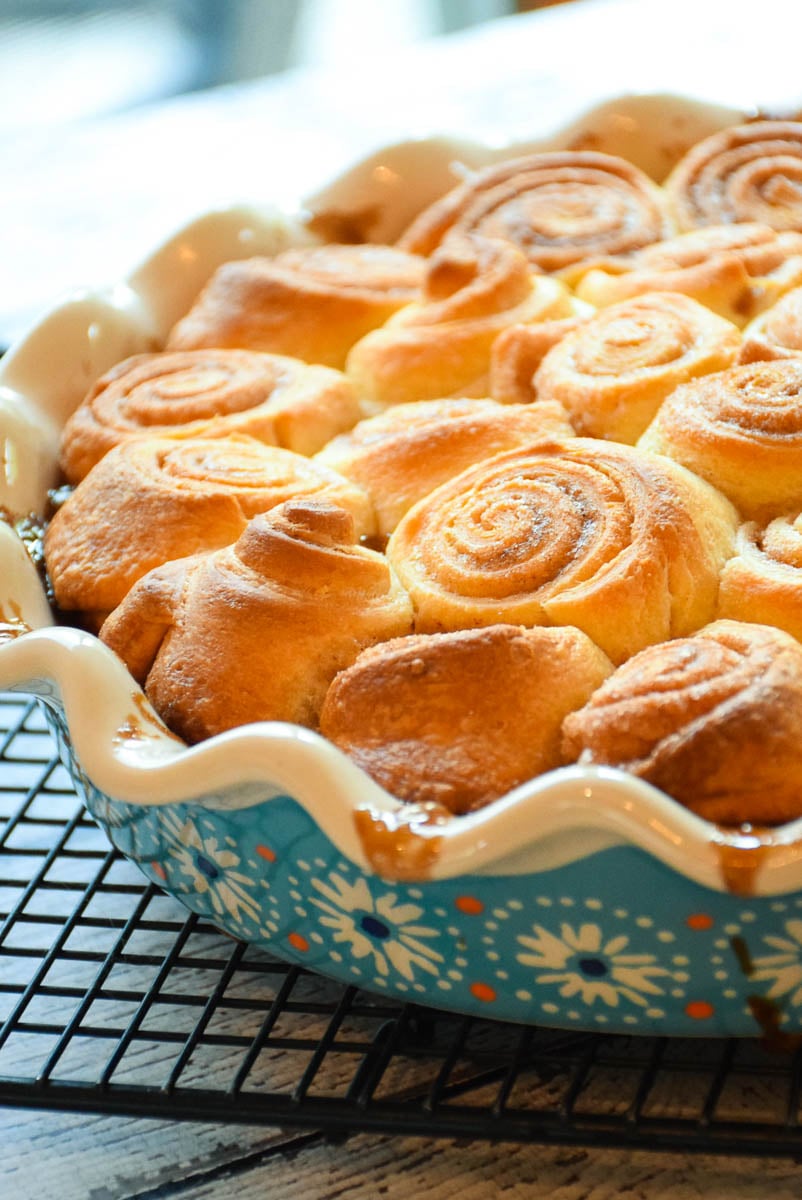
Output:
2 90 800 909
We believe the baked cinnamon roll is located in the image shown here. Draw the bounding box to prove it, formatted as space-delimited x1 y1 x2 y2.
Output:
638 359 802 519
397 150 673 273
574 223 802 327
346 233 577 407
386 437 738 664
665 120 802 233
320 624 613 814
99 499 414 742
315 396 573 536
740 284 802 362
533 291 741 443
562 619 802 826
45 435 375 627
488 311 593 405
717 513 802 642
59 349 362 483
167 243 425 369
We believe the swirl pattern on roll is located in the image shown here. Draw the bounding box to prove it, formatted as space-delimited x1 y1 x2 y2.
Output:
665 120 802 233
533 291 741 443
740 283 802 362
45 435 375 624
397 151 674 273
167 243 425 369
717 513 802 642
99 499 414 742
59 349 363 483
562 619 802 826
385 437 738 664
574 223 802 327
638 359 802 519
346 233 577 407
315 396 574 535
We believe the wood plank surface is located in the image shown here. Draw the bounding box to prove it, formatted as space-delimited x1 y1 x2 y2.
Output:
5 1113 802 1200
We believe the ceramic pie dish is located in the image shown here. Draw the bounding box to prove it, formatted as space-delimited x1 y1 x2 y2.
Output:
4 92 802 1039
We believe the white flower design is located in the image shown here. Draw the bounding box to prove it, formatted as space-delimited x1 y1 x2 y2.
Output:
516 921 669 1008
310 872 443 982
163 814 261 925
750 918 802 1005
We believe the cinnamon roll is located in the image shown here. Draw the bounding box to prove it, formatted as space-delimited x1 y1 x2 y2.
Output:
315 397 573 536
740 284 802 363
59 349 362 483
488 311 593 405
45 435 375 627
574 223 802 327
385 437 738 665
562 619 802 826
638 359 802 519
717 513 802 642
397 150 674 273
166 243 425 369
346 233 577 408
665 120 802 233
533 291 741 443
320 624 613 814
99 499 414 742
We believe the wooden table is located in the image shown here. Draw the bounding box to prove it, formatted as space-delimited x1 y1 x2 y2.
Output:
5 0 802 1194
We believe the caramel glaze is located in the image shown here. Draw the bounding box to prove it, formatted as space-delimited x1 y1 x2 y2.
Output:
354 801 452 882
718 827 802 1050
113 690 184 748
0 599 31 642
712 825 781 896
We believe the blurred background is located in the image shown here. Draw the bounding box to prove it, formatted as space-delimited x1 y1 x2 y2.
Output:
0 0 570 132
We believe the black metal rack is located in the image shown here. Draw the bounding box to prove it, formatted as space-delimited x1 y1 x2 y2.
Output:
3 693 802 1157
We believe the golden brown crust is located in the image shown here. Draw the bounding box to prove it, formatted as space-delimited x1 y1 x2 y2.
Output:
166 244 425 369
533 291 741 443
346 234 576 407
397 150 674 272
99 499 414 742
488 312 593 404
562 619 802 826
385 437 738 665
320 624 613 813
315 397 573 535
665 121 802 233
59 349 363 482
45 435 375 624
574 223 802 327
740 283 802 362
717 514 802 641
637 359 802 519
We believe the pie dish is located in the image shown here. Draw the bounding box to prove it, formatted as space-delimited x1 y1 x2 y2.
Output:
4 93 802 1039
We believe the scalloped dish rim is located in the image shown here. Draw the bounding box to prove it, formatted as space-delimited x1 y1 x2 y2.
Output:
1 90 798 899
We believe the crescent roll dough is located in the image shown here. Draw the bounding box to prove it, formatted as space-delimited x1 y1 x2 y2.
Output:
167 243 425 369
60 349 363 483
99 499 413 742
45 435 375 628
386 437 738 664
562 619 802 826
315 397 573 536
320 624 613 813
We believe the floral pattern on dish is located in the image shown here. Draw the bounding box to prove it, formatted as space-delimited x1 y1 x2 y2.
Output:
515 920 672 1009
309 870 445 983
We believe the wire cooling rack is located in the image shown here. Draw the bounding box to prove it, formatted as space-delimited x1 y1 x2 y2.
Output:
3 693 802 1156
